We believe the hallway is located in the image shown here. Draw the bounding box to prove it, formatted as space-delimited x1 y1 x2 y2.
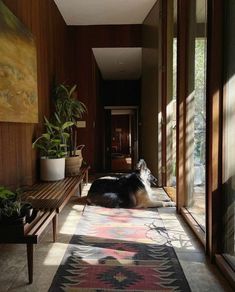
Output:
0 184 232 291
0 0 234 290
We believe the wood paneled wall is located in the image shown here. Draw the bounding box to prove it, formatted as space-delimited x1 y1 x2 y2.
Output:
92 57 103 172
0 0 70 188
0 2 142 183
70 25 142 171
141 2 161 179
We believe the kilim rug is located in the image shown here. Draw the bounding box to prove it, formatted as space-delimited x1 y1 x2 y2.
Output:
49 206 191 292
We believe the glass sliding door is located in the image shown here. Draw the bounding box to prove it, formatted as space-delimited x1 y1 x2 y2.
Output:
166 0 177 188
185 0 207 230
222 0 235 270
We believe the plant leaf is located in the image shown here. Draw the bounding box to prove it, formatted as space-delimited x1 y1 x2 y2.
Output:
69 84 77 97
42 133 50 140
62 121 74 130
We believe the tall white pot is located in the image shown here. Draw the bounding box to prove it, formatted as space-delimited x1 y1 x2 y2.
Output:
40 157 65 181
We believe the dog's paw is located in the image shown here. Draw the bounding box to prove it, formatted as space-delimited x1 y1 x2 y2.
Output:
163 201 176 207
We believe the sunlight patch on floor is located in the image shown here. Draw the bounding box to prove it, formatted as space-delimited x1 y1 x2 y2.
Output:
43 243 69 266
58 209 83 235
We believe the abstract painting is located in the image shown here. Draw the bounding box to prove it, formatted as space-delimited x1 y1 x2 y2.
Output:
0 0 38 123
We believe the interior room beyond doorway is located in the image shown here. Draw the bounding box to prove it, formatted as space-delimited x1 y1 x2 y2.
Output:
111 109 134 172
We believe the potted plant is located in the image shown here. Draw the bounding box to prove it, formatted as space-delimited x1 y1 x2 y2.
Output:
54 84 87 176
0 200 25 225
32 113 73 181
0 186 35 226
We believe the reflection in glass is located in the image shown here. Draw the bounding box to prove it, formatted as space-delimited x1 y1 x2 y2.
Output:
166 0 177 188
186 0 207 230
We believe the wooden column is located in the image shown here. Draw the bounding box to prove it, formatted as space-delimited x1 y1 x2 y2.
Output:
206 0 223 258
176 0 196 211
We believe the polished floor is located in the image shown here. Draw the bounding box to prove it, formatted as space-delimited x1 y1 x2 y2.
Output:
111 155 132 171
0 184 233 292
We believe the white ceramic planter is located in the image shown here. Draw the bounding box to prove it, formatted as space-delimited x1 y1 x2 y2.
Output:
40 157 65 181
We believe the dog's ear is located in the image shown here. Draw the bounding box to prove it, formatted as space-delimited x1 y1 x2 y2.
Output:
137 159 147 171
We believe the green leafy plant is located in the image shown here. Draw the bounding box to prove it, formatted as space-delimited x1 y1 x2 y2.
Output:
0 186 36 225
0 200 21 219
32 113 73 159
0 186 17 202
54 84 87 156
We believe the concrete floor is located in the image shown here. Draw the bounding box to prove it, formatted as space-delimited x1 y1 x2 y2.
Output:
0 184 233 292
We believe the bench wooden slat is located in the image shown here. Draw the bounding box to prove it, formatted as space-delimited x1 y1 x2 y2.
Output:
36 178 75 200
28 211 57 241
22 178 68 201
55 178 83 212
26 211 54 236
22 171 86 208
23 179 81 210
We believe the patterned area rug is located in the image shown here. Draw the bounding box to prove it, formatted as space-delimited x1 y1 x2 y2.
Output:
49 206 191 291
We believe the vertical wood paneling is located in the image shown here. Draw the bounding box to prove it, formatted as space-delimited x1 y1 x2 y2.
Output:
0 2 141 182
141 2 160 179
71 25 141 171
0 0 70 188
92 56 105 172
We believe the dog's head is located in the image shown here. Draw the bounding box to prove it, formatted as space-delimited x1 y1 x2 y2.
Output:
136 159 157 186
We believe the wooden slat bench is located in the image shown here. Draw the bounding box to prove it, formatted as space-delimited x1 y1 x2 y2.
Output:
0 165 90 284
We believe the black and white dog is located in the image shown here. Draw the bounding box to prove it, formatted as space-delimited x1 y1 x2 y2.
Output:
86 159 174 208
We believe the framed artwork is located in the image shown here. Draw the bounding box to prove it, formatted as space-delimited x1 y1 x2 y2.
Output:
0 0 38 123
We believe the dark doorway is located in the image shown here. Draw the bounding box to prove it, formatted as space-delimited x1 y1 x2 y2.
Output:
104 107 138 172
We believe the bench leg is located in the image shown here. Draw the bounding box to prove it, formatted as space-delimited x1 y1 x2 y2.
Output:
26 243 34 284
86 169 89 185
82 203 87 215
79 182 82 197
53 214 58 242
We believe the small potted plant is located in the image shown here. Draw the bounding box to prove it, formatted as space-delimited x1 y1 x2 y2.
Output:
0 200 25 225
0 186 35 226
33 113 73 181
54 84 87 176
